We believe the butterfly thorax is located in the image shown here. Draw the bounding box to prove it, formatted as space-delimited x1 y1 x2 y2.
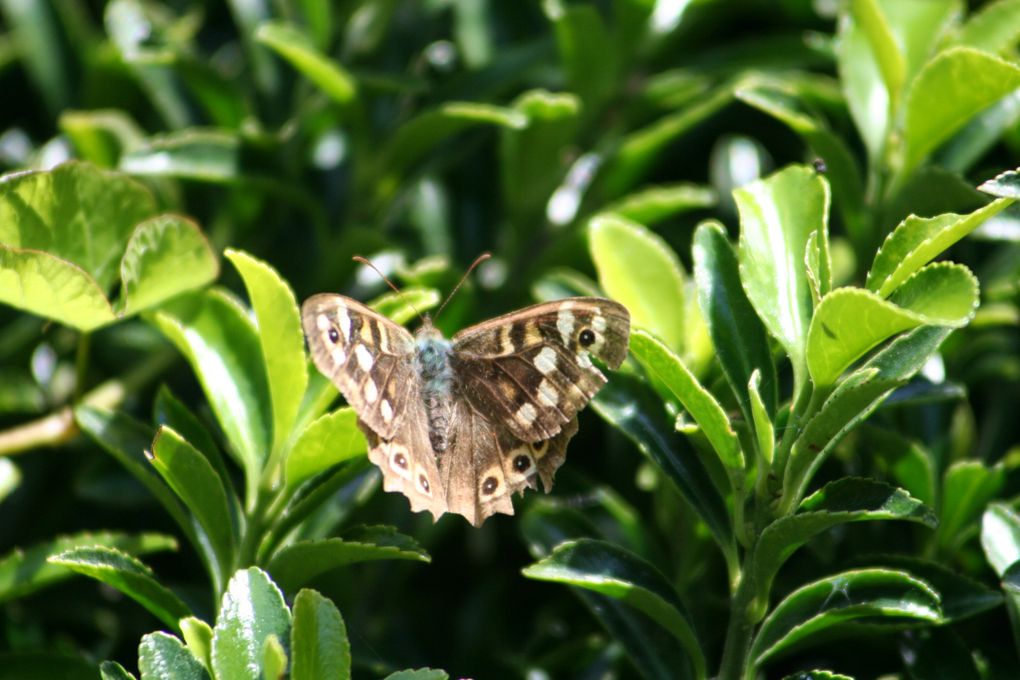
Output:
415 325 454 453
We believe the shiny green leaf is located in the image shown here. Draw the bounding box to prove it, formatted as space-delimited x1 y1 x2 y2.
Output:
140 631 210 680
211 568 291 680
120 130 242 182
981 503 1020 576
256 21 356 105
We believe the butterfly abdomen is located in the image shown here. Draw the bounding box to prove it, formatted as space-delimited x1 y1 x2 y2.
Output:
416 335 454 452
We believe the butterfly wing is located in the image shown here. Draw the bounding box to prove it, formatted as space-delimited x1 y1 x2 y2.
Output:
301 293 417 439
450 297 630 442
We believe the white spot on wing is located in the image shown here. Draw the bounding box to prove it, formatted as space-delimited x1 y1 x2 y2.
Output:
380 399 393 422
537 379 558 408
516 403 537 427
577 352 593 369
355 344 374 371
331 347 347 365
535 347 558 375
557 309 575 343
592 313 607 333
364 378 378 403
337 307 352 341
317 314 330 330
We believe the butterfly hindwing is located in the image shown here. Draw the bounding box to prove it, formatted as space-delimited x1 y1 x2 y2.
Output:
302 294 417 439
451 298 630 442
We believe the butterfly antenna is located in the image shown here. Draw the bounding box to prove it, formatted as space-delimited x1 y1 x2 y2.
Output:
352 255 426 323
435 252 491 320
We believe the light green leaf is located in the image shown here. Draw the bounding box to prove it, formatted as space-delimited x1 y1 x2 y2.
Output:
50 546 192 631
867 199 1011 298
981 503 1020 577
601 183 716 226
151 426 236 577
180 617 214 673
291 589 351 680
152 290 272 497
59 109 146 168
119 215 218 315
748 371 774 466
630 330 743 472
212 568 291 680
590 215 685 350
256 21 356 105
903 47 1020 176
285 407 366 492
120 130 242 182
750 569 941 666
851 0 905 113
954 0 1020 54
736 165 829 390
0 530 177 604
267 529 430 593
368 287 440 325
522 538 705 680
383 671 449 680
226 249 307 458
140 632 210 680
261 635 287 680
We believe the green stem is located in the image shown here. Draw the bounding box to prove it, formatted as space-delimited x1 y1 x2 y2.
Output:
717 552 758 680
73 331 91 401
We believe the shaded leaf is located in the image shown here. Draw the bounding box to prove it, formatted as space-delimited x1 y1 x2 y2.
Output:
291 589 351 680
285 407 366 492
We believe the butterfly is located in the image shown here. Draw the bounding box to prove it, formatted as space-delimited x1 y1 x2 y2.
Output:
301 276 630 526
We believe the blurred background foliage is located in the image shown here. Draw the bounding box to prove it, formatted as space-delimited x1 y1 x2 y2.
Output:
2 0 1020 678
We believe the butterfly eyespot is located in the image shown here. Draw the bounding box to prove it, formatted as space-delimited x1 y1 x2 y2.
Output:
578 329 596 347
482 476 499 495
419 474 430 493
394 452 408 469
533 440 548 453
327 327 340 344
513 454 532 472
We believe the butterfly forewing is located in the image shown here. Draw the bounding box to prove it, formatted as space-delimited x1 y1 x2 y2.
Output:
301 294 417 439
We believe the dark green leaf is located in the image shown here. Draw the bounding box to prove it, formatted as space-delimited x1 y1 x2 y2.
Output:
938 461 1005 553
383 670 449 680
100 661 138 680
0 653 96 680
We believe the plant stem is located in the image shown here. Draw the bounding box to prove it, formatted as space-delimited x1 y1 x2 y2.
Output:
717 551 758 680
73 331 91 402
0 348 175 457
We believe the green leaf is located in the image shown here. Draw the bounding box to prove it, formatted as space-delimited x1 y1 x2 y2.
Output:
693 220 777 420
806 270 978 387
59 109 144 168
954 0 1020 54
291 589 351 680
851 0 905 113
383 671 449 680
901 628 980 680
523 538 704 679
592 374 733 556
600 183 716 226
0 459 19 505
781 672 853 680
255 21 356 105
152 290 272 497
151 426 237 577
749 371 774 466
262 635 287 680
0 246 116 330
782 326 953 514
750 569 941 666
0 162 157 289
0 530 176 604
180 617 214 673
140 632 210 680
751 479 936 611
545 3 618 113
903 47 1020 176
866 199 1011 298
119 215 219 315
630 330 743 472
212 568 291 680
100 661 138 680
937 461 1005 553
589 215 686 351
368 287 441 325
267 529 430 593
979 167 1020 198
285 407 366 492
120 130 242 182
981 503 1020 576
226 249 307 458
1003 561 1020 659
868 555 1002 621
736 165 829 390
49 546 192 631
153 386 232 498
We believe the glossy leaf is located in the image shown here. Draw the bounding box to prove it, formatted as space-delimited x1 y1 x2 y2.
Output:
750 569 941 666
630 330 742 472
152 290 272 494
979 167 1020 198
50 546 191 631
226 249 307 457
211 568 291 680
267 529 430 593
736 165 829 389
981 503 1020 576
937 461 1005 553
523 538 704 679
869 555 1002 621
693 221 777 420
0 530 176 603
118 215 219 315
752 479 936 608
783 326 952 513
383 671 449 680
120 131 242 182
285 407 366 491
590 215 686 351
150 426 236 576
291 589 351 680
140 632 210 680
866 199 1011 298
592 373 732 555
180 617 214 672
903 48 1020 176
100 661 138 680
256 21 356 105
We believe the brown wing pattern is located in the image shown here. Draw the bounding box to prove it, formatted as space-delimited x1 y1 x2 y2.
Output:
451 297 630 442
301 294 417 439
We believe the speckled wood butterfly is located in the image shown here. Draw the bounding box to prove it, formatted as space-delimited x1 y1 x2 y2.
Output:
301 262 630 526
